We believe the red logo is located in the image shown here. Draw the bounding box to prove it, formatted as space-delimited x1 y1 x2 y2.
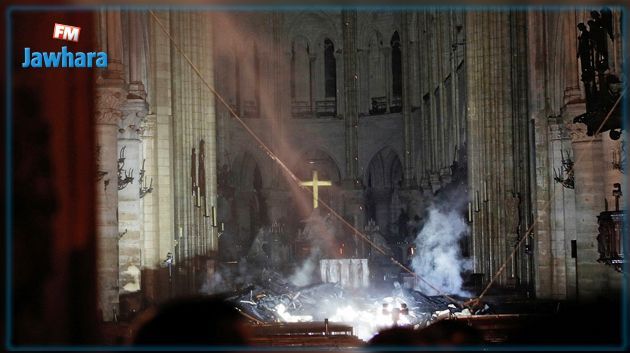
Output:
52 23 80 42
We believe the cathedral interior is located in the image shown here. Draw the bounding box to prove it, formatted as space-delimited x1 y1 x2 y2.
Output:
7 5 628 349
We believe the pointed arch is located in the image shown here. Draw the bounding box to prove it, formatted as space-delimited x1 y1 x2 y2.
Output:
365 146 403 237
324 38 337 98
367 30 386 115
390 31 403 101
232 150 271 190
365 147 403 189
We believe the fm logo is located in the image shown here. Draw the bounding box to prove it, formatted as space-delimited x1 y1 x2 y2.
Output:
52 23 80 42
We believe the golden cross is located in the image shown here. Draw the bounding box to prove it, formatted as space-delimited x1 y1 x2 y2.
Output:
300 170 332 209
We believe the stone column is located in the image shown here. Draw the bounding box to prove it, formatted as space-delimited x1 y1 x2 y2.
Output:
148 10 175 270
141 114 159 267
95 83 125 322
566 122 609 300
139 11 161 305
201 12 218 254
342 10 359 184
548 121 577 299
563 11 582 106
94 9 126 322
466 11 530 286
117 8 149 305
401 12 415 188
118 97 148 298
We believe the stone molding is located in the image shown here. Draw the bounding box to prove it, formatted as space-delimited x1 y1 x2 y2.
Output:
549 123 570 141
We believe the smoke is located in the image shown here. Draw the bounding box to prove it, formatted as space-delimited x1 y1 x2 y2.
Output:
200 269 229 294
288 210 337 287
200 258 255 295
288 249 320 287
411 207 471 297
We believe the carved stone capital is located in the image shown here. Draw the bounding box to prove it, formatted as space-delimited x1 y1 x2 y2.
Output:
119 98 149 139
565 122 591 143
95 77 125 125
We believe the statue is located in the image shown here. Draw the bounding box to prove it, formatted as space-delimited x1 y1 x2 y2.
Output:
590 10 614 72
573 9 622 141
577 23 594 79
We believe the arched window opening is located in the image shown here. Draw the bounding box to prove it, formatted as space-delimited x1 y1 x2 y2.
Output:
315 38 338 117
291 37 312 118
391 31 402 113
324 38 337 98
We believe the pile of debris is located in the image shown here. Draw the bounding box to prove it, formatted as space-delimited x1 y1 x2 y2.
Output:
220 268 490 341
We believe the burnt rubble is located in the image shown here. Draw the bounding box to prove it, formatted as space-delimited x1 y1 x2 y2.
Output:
215 267 488 340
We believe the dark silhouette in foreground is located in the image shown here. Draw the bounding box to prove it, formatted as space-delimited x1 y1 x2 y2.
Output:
133 296 250 346
369 320 483 347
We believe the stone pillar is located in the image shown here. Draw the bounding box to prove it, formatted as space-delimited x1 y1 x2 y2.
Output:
342 10 359 184
401 12 415 188
127 11 147 100
548 121 577 299
117 9 149 304
148 10 175 270
94 9 126 322
342 189 366 257
202 11 218 254
563 11 582 106
118 97 148 297
141 114 159 267
95 85 125 322
566 122 609 300
466 11 531 286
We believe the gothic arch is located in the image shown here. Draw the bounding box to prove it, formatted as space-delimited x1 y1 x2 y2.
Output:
310 33 340 116
293 147 342 183
231 149 271 189
364 147 404 236
285 11 341 44
365 147 403 189
390 31 403 100
323 38 337 98
359 26 383 50
230 150 270 249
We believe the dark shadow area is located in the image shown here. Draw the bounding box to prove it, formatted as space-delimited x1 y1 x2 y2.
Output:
132 295 250 346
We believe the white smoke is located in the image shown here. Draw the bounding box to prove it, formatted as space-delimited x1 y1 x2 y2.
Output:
200 270 229 294
411 208 471 296
288 249 320 287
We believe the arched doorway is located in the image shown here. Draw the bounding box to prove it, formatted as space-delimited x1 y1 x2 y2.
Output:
231 152 269 256
365 147 403 239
